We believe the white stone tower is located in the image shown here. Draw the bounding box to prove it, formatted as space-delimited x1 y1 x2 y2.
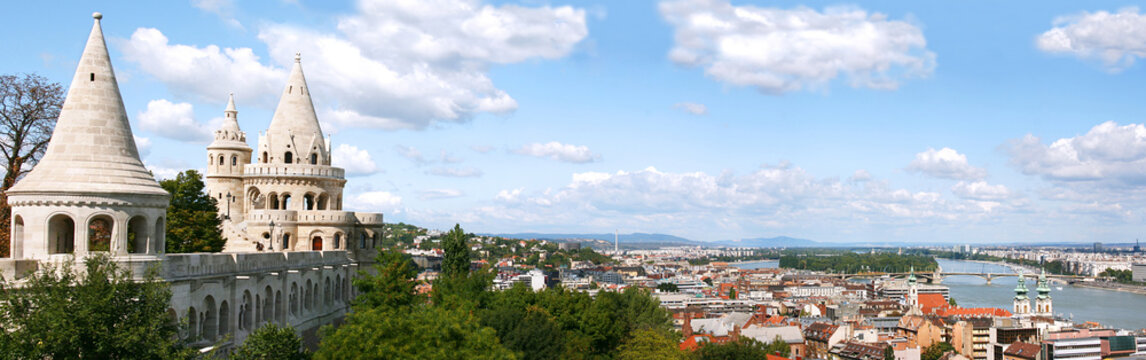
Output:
1035 270 1053 316
906 266 919 307
6 13 169 264
1013 272 1030 316
205 94 252 221
256 53 330 168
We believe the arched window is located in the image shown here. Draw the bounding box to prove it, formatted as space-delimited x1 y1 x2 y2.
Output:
304 194 315 210
263 286 273 325
310 153 317 165
218 301 230 337
231 155 237 166
284 152 293 164
188 306 199 341
12 215 24 258
207 153 213 167
241 291 253 331
281 194 292 210
87 216 113 252
316 194 328 210
218 155 224 166
274 290 283 323
312 236 323 251
269 193 279 210
128 216 148 254
324 278 332 306
282 233 291 250
290 283 299 316
202 296 217 341
334 233 341 250
360 233 367 249
261 151 268 163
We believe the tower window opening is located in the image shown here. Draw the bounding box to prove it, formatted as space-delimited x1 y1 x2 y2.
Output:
218 155 224 165
261 152 268 163
284 152 293 164
310 154 317 165
90 73 94 81
232 156 237 166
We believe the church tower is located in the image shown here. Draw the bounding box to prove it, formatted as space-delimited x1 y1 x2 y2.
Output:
6 13 169 264
205 94 252 221
1035 270 1053 316
907 266 919 308
1013 272 1030 316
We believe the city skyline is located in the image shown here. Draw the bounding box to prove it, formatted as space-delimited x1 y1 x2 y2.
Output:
5 1 1146 244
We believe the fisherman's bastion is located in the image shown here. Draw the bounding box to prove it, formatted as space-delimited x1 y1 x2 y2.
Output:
0 13 384 347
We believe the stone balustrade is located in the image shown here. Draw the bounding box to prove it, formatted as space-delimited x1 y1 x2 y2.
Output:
355 212 384 225
164 251 350 281
243 164 345 179
247 210 298 223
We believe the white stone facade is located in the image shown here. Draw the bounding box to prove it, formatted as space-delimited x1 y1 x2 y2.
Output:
0 13 381 349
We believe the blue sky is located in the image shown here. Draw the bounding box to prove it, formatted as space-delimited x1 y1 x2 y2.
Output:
7 0 1146 244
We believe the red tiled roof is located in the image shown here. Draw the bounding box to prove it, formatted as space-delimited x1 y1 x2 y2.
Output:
1004 342 1041 359
805 322 839 342
938 307 1012 318
918 293 950 314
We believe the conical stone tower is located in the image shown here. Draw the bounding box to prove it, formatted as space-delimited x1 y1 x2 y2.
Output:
6 13 169 261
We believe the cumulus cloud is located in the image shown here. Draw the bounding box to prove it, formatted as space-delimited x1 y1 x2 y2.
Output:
394 145 428 164
496 188 524 202
136 99 217 143
420 188 464 200
513 141 601 163
1006 121 1146 184
470 145 494 154
345 191 402 213
426 167 483 178
118 28 284 106
134 136 152 158
124 1 589 131
907 147 987 180
191 0 243 29
1037 7 1146 72
952 181 1012 201
659 0 935 94
674 102 708 115
332 144 379 176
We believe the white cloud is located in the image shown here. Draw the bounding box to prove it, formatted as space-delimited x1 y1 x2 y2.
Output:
952 181 1012 201
496 188 524 202
136 99 216 143
513 141 601 163
419 188 464 200
125 1 588 131
134 136 152 158
191 0 243 29
394 145 428 164
332 144 379 176
440 150 462 164
850 169 872 182
674 102 708 115
426 167 483 178
906 147 987 180
1037 7 1146 72
144 162 184 180
118 28 284 106
1006 121 1146 184
659 0 935 94
470 145 494 154
345 191 402 213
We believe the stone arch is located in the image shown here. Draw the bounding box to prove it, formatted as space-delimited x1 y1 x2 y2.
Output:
290 282 299 316
241 290 253 331
281 193 292 210
166 308 178 329
263 286 273 325
284 152 293 164
208 153 214 167
303 193 315 210
324 277 332 307
202 295 218 341
261 151 268 163
86 214 114 252
316 193 329 210
359 232 367 249
282 233 291 250
313 282 320 311
310 153 318 165
248 187 264 211
154 217 165 254
218 154 225 166
231 155 238 167
47 214 75 254
335 274 342 302
268 192 280 210
304 279 313 312
334 233 342 250
275 289 283 323
218 300 230 337
12 215 23 259
127 215 148 254
188 306 199 341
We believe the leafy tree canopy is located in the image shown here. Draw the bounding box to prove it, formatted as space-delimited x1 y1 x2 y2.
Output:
314 305 515 360
693 338 771 360
161 170 225 253
616 328 686 360
232 323 309 360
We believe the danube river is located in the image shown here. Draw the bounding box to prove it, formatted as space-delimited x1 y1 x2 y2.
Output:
732 259 1146 330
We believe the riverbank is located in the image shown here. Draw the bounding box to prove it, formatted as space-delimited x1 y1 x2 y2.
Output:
1070 281 1146 296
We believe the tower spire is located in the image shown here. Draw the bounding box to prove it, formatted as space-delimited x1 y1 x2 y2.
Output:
8 12 165 196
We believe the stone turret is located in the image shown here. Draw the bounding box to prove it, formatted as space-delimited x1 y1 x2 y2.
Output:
257 54 330 166
1013 272 1030 316
205 93 252 220
6 13 169 262
1035 270 1053 316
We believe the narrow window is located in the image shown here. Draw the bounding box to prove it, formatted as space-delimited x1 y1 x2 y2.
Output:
90 73 94 81
310 154 317 165
232 156 237 166
284 152 293 164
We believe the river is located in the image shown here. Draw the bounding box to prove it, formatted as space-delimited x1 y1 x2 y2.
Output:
732 259 1146 330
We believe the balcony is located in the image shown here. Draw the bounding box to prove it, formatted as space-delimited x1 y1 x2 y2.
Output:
244 164 345 179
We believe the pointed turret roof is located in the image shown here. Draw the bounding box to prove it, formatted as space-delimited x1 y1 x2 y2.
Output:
209 92 249 149
908 266 917 285
8 13 165 196
1036 270 1051 298
266 53 324 141
1014 272 1029 299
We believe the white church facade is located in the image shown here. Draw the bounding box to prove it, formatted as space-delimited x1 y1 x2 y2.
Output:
0 13 382 348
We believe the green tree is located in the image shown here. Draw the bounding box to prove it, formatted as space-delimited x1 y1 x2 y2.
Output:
884 345 896 360
161 170 225 253
352 248 422 311
616 328 686 360
501 306 565 360
764 335 791 358
922 342 955 360
314 305 515 360
948 297 957 306
728 288 737 300
441 224 470 278
232 323 308 360
0 254 193 359
694 338 770 359
703 278 713 286
0 73 63 257
656 283 680 292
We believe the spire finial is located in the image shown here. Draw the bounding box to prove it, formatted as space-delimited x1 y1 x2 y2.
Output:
93 12 102 20
295 52 301 63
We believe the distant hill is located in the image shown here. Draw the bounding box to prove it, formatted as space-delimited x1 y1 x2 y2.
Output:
713 236 819 248
485 232 701 248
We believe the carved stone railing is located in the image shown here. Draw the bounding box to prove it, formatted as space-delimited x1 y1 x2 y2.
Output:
243 164 344 179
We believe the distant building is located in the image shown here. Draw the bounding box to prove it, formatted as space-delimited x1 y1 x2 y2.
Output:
1132 263 1146 283
1093 242 1103 253
558 242 581 251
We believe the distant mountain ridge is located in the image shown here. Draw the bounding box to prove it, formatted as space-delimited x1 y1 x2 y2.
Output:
711 236 819 248
482 233 828 248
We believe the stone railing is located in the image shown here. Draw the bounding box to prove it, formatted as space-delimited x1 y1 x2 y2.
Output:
296 210 355 224
355 212 384 225
164 251 350 280
243 164 345 179
247 210 298 223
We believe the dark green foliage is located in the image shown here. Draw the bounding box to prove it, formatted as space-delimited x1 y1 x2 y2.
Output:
1099 269 1135 283
352 248 423 311
703 278 713 286
161 170 225 253
441 224 470 279
949 297 957 306
656 283 680 292
885 344 896 360
616 328 686 360
314 305 515 360
922 342 956 360
0 254 193 359
693 338 771 360
779 251 936 273
764 335 791 358
232 323 309 360
500 306 565 360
